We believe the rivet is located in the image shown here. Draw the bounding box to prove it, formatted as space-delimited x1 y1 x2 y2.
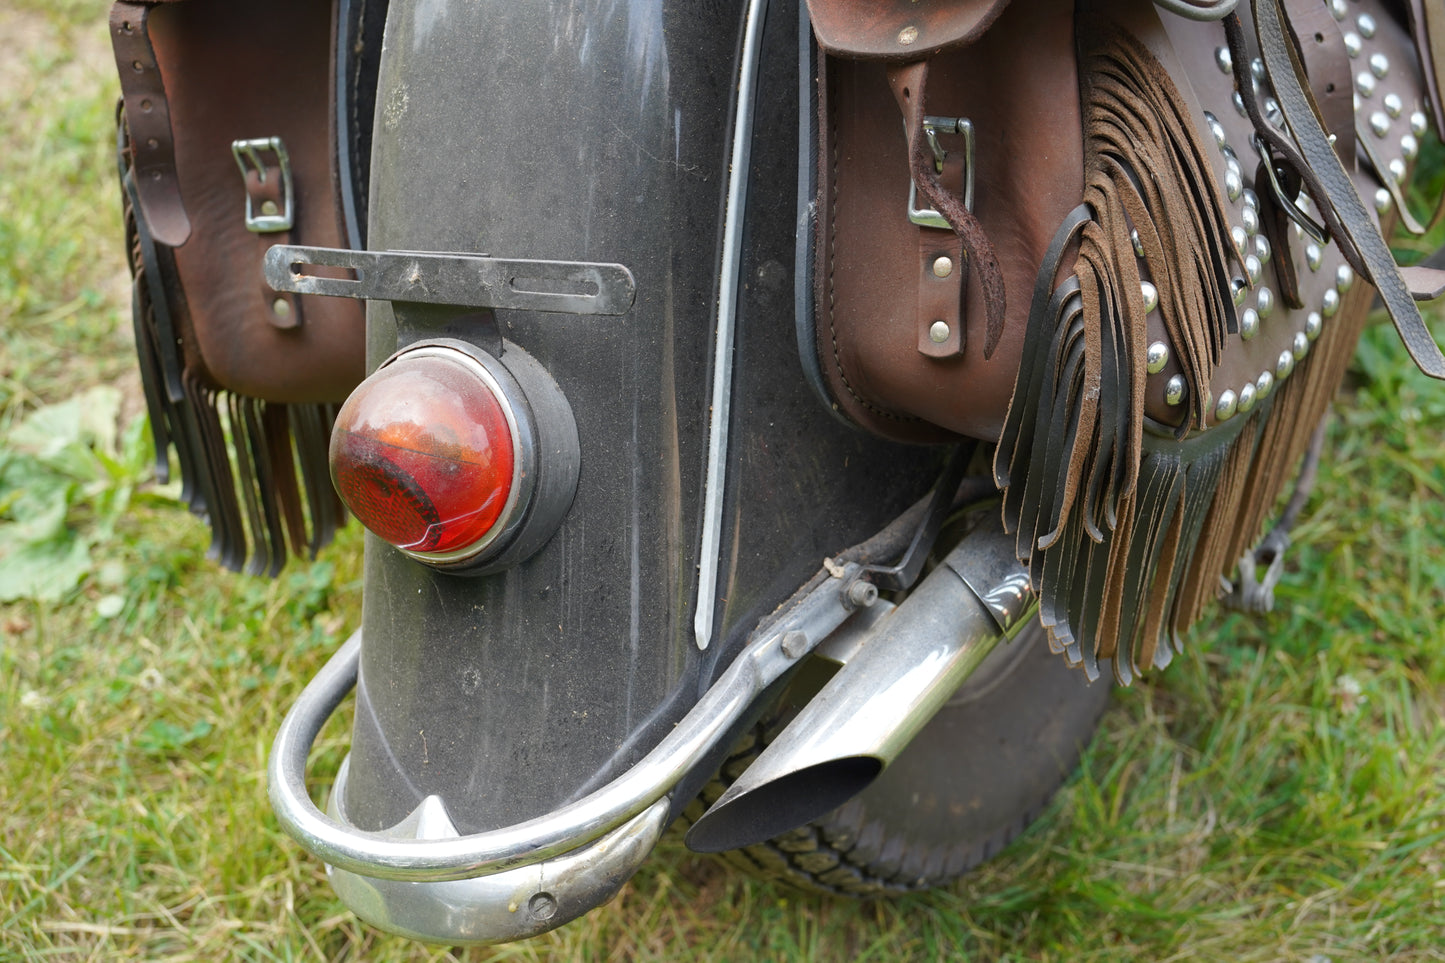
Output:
1265 98 1284 127
1306 242 1323 271
1411 111 1429 136
1277 349 1295 379
1358 12 1377 38
1305 311 1323 341
929 320 950 343
1232 225 1249 256
1241 307 1260 340
1344 32 1362 58
272 298 292 318
1216 47 1233 75
132 59 144 72
1251 58 1267 84
1131 229 1145 259
139 98 153 112
1233 90 1249 118
1226 155 1243 181
1330 0 1347 19
932 256 954 279
146 137 159 150
1242 188 1260 212
1322 287 1341 318
1141 280 1159 313
1371 111 1390 137
1336 264 1354 293
1207 112 1228 146
1165 375 1187 406
1357 72 1376 97
1375 187 1393 213
1215 389 1238 421
898 25 918 45
1238 381 1258 414
1293 330 1310 360
1257 286 1274 319
1402 133 1420 160
1389 157 1407 184
1384 93 1404 118
1369 52 1389 79
1147 341 1170 374
1256 370 1275 399
1241 205 1260 235
1225 168 1243 201
1232 276 1249 307
1245 254 1262 285
261 199 280 217
1254 233 1271 263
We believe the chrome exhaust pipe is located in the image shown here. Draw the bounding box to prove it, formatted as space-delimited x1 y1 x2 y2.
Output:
685 524 1036 854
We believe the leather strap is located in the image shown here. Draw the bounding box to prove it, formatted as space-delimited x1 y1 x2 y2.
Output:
239 159 302 329
111 3 190 247
1281 0 1354 170
887 61 1008 357
1253 0 1445 378
1407 0 1445 135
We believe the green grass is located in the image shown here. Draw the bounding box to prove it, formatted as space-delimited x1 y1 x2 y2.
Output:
3 3 1445 960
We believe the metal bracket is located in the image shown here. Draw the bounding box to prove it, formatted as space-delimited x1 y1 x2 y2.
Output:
263 245 636 316
231 137 295 233
907 116 975 229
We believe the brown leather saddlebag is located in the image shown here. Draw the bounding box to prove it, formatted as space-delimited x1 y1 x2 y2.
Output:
112 0 378 574
809 0 1445 682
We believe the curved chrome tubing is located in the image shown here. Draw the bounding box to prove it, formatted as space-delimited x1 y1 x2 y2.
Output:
266 560 867 884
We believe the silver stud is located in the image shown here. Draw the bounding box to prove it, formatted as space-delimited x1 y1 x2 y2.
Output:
1322 287 1341 318
1306 242 1323 271
1251 58 1266 83
1357 72 1377 97
1238 381 1258 414
929 320 950 343
1330 0 1347 19
932 256 954 278
1147 340 1170 374
898 24 919 45
1242 187 1260 211
1256 370 1275 399
1277 349 1296 379
1232 276 1250 307
1241 204 1261 236
1141 280 1159 313
1375 187 1393 213
1241 307 1260 340
1266 98 1284 127
1226 155 1243 181
1293 330 1310 360
1336 264 1354 293
1254 233 1271 263
1384 93 1404 118
1232 225 1249 257
1225 168 1243 201
1257 286 1274 319
1306 311 1323 341
1233 90 1249 118
1206 111 1227 146
1215 389 1238 422
1358 12 1377 38
1389 157 1408 183
1344 32 1363 58
1411 111 1429 136
1216 46 1233 75
1354 92 1362 112
1245 254 1263 285
1165 375 1187 406
1402 133 1420 160
1131 229 1145 259
1370 52 1389 79
1371 111 1391 137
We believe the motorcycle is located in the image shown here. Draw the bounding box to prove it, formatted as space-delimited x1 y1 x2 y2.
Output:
111 0 1445 945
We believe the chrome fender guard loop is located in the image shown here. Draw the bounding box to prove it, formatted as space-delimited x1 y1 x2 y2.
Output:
266 560 867 883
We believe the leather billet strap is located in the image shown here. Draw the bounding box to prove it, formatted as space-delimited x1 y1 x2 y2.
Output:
1248 0 1445 378
1406 0 1445 135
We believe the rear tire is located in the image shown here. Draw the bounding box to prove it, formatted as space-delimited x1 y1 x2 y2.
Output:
688 617 1112 896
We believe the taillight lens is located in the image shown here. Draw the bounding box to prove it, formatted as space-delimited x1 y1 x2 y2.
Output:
330 346 520 559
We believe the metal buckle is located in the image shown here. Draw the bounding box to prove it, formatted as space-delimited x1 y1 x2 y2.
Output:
907 116 975 229
231 136 295 233
1252 134 1328 245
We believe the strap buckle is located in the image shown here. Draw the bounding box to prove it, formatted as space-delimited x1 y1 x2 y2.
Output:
231 136 295 233
907 116 975 229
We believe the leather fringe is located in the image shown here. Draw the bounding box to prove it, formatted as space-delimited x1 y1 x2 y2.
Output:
119 109 344 576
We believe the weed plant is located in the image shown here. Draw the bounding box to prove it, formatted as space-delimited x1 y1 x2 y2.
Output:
2 2 1443 960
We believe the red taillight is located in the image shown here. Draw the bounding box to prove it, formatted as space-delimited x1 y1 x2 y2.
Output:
330 345 520 560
